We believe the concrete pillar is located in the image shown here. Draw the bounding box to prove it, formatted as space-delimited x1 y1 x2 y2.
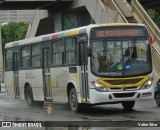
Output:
26 10 49 38
54 12 62 32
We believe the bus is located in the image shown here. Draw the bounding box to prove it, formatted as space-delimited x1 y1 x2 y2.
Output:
5 23 154 112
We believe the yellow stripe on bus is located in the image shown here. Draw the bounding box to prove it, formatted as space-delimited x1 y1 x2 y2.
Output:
97 76 149 88
74 73 79 85
64 30 79 37
51 80 55 88
11 77 14 88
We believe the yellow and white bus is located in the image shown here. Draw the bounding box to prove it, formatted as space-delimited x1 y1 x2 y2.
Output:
5 23 154 112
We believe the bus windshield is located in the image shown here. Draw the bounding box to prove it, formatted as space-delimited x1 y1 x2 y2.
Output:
91 39 152 77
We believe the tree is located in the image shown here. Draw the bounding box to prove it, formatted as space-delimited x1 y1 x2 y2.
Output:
1 22 29 46
147 9 160 28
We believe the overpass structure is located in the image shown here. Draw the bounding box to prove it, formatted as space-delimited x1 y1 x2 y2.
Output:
0 0 159 10
0 0 73 9
0 0 160 86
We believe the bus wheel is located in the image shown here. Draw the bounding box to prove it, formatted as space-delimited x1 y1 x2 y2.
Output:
69 88 81 112
26 86 34 107
155 93 160 106
121 101 135 110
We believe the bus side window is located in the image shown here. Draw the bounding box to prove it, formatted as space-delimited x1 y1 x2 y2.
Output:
66 37 77 65
6 49 13 70
31 44 41 68
53 39 64 66
21 46 30 68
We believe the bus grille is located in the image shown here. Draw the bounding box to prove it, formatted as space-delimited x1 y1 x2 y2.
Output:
113 92 135 98
110 86 137 90
104 78 143 85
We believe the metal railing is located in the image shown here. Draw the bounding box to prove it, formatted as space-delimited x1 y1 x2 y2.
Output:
103 0 127 23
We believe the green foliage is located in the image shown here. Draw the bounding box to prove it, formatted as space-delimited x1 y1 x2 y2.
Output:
90 17 95 24
1 22 29 46
147 9 160 28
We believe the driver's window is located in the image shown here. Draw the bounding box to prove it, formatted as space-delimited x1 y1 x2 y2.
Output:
91 41 103 73
92 41 104 61
135 40 147 61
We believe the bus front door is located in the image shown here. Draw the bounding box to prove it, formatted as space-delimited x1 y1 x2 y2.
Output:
13 52 20 98
42 48 53 101
80 42 89 102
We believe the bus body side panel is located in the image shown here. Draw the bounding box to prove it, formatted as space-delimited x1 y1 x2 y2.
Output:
5 71 15 98
77 66 83 103
30 69 44 101
50 66 80 103
67 66 81 103
50 67 68 103
19 70 32 100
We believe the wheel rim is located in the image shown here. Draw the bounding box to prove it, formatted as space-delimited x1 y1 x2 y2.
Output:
70 90 77 110
156 94 160 105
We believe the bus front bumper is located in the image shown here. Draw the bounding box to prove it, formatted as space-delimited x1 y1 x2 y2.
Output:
87 87 154 104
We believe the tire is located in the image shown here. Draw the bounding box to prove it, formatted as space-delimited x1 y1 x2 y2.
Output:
122 101 135 110
26 86 34 107
68 88 81 112
155 92 160 106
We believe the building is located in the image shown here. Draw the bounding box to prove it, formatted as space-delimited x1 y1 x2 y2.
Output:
0 10 35 24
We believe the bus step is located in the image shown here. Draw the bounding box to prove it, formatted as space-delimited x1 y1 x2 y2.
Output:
43 101 53 108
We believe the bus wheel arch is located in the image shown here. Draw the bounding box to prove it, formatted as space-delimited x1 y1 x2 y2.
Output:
24 83 34 107
67 83 81 112
67 83 74 99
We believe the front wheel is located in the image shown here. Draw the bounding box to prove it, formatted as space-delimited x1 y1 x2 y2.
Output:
68 88 81 112
122 101 135 110
155 92 160 106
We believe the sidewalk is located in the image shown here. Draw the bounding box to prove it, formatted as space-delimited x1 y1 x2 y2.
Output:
0 87 5 93
0 83 5 93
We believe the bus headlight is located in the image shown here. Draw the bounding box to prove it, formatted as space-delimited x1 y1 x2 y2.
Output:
141 79 153 90
91 81 108 92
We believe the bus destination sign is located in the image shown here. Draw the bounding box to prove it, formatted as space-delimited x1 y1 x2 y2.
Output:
97 29 139 37
91 26 148 39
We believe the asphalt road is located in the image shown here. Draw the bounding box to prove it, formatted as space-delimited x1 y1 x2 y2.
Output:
0 92 160 130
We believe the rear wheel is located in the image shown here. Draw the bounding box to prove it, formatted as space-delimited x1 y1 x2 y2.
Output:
122 101 135 110
155 92 160 106
69 88 81 112
26 86 34 107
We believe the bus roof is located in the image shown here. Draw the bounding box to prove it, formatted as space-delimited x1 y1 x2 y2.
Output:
5 23 145 48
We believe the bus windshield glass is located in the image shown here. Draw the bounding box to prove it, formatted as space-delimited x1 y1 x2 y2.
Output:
91 39 152 77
